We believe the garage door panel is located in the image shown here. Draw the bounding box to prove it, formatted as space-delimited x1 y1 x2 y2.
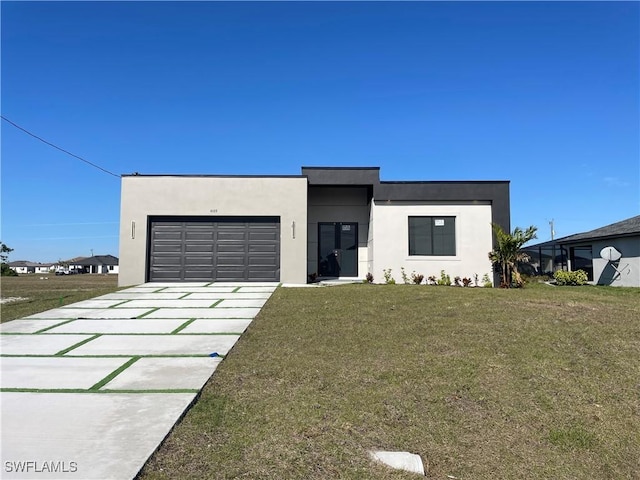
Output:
247 267 280 281
148 217 280 282
217 232 247 242
184 256 215 266
184 244 214 253
214 269 248 280
249 244 278 254
249 232 279 241
152 244 183 253
216 244 246 253
185 232 215 241
184 268 216 280
248 254 278 266
150 269 185 280
150 255 183 266
153 232 183 241
216 255 247 266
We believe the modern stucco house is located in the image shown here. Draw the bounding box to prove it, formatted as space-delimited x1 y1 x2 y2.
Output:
118 167 510 286
524 215 640 287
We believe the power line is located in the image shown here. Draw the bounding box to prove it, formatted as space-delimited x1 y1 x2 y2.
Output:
1 115 121 178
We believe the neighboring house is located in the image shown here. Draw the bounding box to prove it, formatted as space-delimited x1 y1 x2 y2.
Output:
7 261 54 274
118 166 510 286
74 255 120 274
524 215 640 287
57 257 88 274
35 263 55 274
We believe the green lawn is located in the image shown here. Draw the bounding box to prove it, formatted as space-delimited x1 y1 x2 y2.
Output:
0 274 119 322
139 283 640 479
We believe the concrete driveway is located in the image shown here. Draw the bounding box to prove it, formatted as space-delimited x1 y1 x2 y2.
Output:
0 282 278 480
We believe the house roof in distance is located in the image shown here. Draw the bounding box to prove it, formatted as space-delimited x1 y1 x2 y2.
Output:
527 215 640 249
7 261 53 267
74 255 119 266
557 215 640 244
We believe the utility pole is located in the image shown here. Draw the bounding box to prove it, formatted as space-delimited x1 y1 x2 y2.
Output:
549 219 555 241
90 248 94 257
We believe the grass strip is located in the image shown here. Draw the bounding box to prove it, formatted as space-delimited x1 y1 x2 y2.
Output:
232 286 241 292
171 319 197 334
54 334 101 355
0 388 200 394
34 319 77 333
108 300 133 308
179 293 192 299
89 356 141 390
209 300 223 308
137 307 160 318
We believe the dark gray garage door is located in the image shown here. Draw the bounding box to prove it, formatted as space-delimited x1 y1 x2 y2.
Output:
148 216 280 282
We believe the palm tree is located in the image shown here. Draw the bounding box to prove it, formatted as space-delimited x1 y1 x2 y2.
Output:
488 223 538 288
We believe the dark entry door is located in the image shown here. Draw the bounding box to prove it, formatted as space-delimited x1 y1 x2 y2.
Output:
318 222 358 277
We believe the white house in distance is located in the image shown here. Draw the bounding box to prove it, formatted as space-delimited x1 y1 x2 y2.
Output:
118 167 510 286
72 255 120 274
525 215 640 287
7 261 55 274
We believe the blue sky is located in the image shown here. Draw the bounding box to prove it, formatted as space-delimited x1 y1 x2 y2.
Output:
2 1 638 263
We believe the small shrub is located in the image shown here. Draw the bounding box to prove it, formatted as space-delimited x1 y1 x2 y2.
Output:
400 267 411 285
308 272 318 283
427 275 437 286
437 270 451 286
411 272 424 285
554 269 588 286
462 277 472 287
383 268 396 285
365 272 374 284
482 273 493 288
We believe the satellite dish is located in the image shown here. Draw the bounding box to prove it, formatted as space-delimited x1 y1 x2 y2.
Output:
600 246 622 262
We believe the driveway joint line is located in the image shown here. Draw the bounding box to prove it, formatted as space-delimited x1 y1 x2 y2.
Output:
171 319 197 334
89 356 141 390
54 334 101 356
137 307 160 318
108 300 133 308
33 318 76 335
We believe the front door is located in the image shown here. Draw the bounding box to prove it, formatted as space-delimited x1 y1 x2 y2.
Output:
318 222 358 277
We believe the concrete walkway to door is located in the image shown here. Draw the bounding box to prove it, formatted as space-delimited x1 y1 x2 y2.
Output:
0 282 278 480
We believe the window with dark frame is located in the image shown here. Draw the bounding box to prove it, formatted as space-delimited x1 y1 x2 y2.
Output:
408 216 456 256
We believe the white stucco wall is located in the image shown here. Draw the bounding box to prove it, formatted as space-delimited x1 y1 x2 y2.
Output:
119 176 308 286
370 200 494 284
